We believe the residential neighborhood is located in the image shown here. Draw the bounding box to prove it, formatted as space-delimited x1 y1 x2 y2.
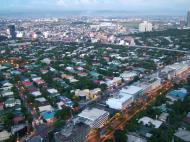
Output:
0 7 190 142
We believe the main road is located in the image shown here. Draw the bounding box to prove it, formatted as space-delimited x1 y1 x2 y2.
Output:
129 45 190 54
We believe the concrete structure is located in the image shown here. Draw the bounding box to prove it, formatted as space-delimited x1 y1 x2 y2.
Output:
174 129 190 142
106 85 143 110
38 105 54 112
127 133 147 142
28 136 43 142
159 112 169 122
7 25 16 40
160 62 189 79
120 86 144 99
105 77 122 89
75 88 101 100
54 123 90 142
120 71 137 81
139 21 153 32
187 11 190 27
0 131 11 141
106 93 133 110
168 63 189 76
78 108 109 128
137 78 161 93
138 116 163 128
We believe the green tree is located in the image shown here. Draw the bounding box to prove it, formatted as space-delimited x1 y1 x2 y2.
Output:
55 107 72 120
114 130 127 142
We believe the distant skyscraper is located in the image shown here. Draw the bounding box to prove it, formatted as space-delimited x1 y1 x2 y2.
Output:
8 25 16 40
139 21 153 32
187 11 190 27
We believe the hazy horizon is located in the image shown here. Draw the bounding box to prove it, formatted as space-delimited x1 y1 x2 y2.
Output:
0 0 189 18
0 10 188 19
1 0 190 13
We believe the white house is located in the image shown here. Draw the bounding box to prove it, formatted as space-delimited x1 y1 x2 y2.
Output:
138 116 163 128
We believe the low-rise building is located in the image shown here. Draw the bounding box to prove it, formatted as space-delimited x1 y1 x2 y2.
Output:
136 78 161 93
120 86 144 99
54 123 90 142
78 108 109 128
75 88 101 100
27 135 43 142
166 88 188 102
106 93 133 110
174 129 190 142
38 105 54 112
5 98 21 108
0 130 11 141
138 116 163 129
120 71 138 81
127 133 147 142
106 85 143 110
160 62 189 79
105 77 122 89
159 112 169 122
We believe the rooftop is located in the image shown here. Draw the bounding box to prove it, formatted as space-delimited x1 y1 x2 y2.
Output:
174 129 190 142
121 86 143 95
78 108 109 121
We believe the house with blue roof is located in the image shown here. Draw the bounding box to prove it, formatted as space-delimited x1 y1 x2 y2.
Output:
41 111 55 123
166 88 188 102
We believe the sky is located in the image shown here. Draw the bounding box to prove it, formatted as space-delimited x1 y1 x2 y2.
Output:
0 0 190 13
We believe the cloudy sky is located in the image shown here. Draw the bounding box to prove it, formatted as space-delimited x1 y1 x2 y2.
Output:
1 0 190 12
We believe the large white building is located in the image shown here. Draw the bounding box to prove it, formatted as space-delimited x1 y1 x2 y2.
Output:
106 86 143 110
78 108 109 128
106 94 133 110
139 21 153 32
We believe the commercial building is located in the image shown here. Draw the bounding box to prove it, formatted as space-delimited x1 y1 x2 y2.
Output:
136 78 161 93
78 108 109 128
168 63 189 76
160 62 189 79
7 25 16 40
106 85 143 110
120 86 144 99
187 11 190 27
106 93 133 110
54 123 90 142
139 21 153 32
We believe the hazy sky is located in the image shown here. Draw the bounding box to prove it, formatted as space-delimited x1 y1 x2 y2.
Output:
1 0 190 12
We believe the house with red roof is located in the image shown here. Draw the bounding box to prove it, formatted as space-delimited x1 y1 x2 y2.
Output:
22 81 33 87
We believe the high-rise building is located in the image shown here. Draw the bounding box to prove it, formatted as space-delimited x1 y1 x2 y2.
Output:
139 21 153 32
187 11 190 27
8 25 16 40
